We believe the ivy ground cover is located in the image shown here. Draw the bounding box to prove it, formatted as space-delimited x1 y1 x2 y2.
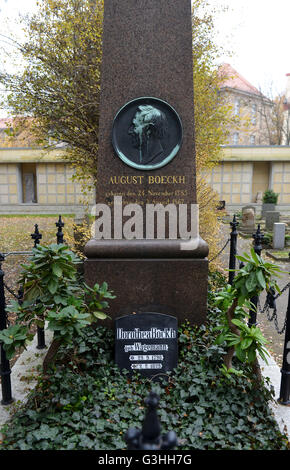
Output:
1 302 289 451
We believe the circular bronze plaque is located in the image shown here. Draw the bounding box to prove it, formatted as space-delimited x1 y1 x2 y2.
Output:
112 97 183 171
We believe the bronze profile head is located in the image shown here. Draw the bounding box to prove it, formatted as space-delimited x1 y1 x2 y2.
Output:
128 105 168 164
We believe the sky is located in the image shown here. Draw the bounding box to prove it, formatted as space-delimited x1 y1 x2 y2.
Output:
0 0 37 43
0 0 290 116
206 0 290 94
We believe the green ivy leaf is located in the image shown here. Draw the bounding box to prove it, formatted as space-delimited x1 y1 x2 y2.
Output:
92 311 107 320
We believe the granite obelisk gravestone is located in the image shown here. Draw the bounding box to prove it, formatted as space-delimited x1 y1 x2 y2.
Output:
84 0 209 326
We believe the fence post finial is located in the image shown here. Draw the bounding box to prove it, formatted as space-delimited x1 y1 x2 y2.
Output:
56 215 65 244
252 224 263 256
31 224 42 248
125 391 178 450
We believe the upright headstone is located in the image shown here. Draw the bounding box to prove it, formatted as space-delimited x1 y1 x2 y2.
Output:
262 203 276 219
84 0 208 326
242 205 256 214
273 223 286 250
115 313 178 379
239 207 255 233
265 211 280 231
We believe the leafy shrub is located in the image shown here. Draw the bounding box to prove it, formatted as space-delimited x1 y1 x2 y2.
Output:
262 232 273 246
262 190 279 204
213 249 283 378
0 244 115 371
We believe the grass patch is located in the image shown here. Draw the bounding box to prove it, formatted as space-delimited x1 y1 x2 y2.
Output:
271 251 289 257
1 278 288 451
266 250 290 262
0 215 75 253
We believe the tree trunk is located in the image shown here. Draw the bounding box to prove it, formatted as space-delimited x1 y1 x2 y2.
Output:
251 357 263 383
224 346 235 370
224 297 239 370
43 338 62 374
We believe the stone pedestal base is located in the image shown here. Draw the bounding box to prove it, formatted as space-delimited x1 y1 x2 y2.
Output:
84 258 208 327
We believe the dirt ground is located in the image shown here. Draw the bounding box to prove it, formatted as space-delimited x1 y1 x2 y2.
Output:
219 222 290 368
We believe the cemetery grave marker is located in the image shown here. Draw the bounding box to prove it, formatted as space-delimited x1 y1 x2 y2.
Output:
84 0 209 327
265 211 280 231
115 312 178 379
273 223 286 250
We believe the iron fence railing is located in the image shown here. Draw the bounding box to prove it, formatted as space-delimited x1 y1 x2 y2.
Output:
211 215 290 405
0 215 65 404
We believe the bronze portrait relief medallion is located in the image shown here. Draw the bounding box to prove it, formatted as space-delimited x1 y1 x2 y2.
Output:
112 97 183 171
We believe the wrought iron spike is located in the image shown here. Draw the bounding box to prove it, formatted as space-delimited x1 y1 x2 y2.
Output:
31 224 42 247
230 214 239 230
142 392 161 443
56 215 64 228
252 224 263 256
125 391 178 450
56 215 65 244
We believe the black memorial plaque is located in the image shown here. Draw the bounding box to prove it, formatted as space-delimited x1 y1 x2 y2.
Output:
115 312 178 379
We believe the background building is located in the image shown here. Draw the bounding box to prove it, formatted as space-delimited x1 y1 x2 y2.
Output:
0 147 95 215
205 145 290 213
218 63 274 146
0 117 95 215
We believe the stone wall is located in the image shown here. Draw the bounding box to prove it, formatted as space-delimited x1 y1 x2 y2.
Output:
36 163 92 205
0 203 92 215
205 147 290 214
0 159 95 213
271 162 290 204
205 161 252 204
0 163 20 204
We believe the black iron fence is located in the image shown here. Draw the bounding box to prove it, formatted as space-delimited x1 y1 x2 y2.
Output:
0 252 12 405
0 215 65 405
212 215 290 406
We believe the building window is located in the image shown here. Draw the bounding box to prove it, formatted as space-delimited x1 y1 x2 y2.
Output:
251 104 257 125
250 135 256 145
234 98 240 116
233 132 239 145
